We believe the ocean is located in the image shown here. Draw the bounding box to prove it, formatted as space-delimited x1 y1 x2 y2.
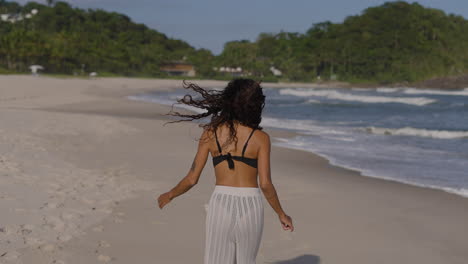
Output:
128 85 468 198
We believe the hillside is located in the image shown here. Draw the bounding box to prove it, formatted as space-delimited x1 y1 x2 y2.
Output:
221 1 468 83
1 1 468 84
0 0 212 77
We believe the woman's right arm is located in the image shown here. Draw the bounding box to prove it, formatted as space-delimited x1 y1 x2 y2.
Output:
257 132 294 232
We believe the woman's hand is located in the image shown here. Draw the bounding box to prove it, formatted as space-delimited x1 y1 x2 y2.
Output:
279 213 294 232
157 192 173 209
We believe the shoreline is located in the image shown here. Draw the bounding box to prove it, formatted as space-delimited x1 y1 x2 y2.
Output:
125 85 468 200
1 75 467 264
4 73 468 90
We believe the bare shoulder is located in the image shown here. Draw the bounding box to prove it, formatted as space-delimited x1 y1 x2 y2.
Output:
254 129 271 145
199 127 212 144
201 127 211 137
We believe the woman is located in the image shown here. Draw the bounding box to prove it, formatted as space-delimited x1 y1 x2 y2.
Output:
158 78 293 264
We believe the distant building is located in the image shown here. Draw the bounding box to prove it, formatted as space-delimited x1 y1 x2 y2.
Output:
29 65 44 76
160 61 196 77
213 66 246 77
1 9 38 23
270 66 282 76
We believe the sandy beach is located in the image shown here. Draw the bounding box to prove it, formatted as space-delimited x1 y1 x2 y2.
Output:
1 75 467 264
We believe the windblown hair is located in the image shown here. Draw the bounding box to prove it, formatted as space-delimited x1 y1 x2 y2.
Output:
165 78 266 148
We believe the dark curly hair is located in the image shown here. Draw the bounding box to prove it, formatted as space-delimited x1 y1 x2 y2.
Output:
164 78 266 148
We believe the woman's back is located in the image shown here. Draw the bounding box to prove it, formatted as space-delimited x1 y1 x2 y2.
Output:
158 79 293 264
209 122 263 188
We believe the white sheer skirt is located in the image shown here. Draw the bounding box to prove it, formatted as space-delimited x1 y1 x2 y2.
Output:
204 185 264 264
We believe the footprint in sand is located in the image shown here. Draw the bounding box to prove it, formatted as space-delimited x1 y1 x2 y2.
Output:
1 251 20 261
19 224 34 235
24 237 43 246
92 225 104 232
4 225 16 236
39 244 56 252
43 216 65 232
98 240 111 248
0 157 20 173
41 202 65 209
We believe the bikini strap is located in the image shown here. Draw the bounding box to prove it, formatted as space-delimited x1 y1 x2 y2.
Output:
242 128 256 157
214 129 223 154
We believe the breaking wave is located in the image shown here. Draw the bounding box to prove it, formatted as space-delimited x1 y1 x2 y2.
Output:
376 87 402 93
403 88 468 96
364 126 468 139
280 88 435 106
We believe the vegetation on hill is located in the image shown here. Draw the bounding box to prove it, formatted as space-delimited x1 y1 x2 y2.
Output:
0 0 209 77
220 1 468 83
1 1 467 84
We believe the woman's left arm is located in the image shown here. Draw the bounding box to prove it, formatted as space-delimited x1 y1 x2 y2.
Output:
158 129 210 209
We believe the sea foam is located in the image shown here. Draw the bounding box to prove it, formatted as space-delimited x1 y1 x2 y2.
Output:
273 136 468 198
364 126 468 139
280 88 436 106
376 87 402 93
403 88 468 96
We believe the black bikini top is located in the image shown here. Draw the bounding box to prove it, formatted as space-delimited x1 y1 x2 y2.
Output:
212 128 257 170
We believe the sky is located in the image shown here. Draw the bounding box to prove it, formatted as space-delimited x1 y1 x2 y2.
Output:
14 0 468 54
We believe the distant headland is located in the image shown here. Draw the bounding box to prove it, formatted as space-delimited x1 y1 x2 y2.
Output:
1 1 467 88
